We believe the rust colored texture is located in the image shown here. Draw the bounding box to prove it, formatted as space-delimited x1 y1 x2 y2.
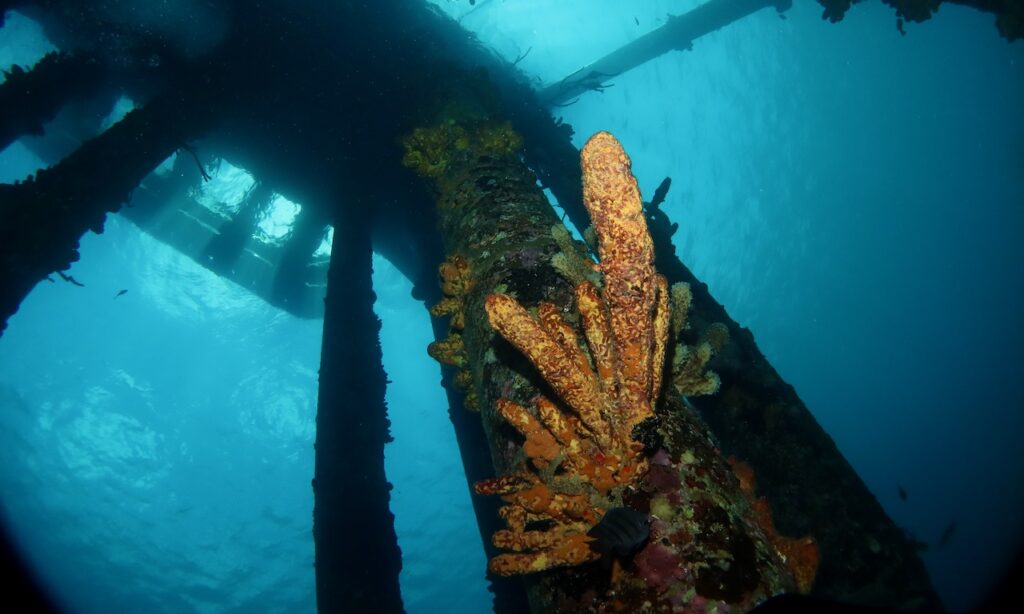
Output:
540 126 943 614
409 125 808 612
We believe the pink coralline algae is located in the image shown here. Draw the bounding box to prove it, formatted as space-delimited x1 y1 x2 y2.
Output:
634 541 685 593
644 459 682 495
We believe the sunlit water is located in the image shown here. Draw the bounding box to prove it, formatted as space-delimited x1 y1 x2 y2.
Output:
2 1 1023 612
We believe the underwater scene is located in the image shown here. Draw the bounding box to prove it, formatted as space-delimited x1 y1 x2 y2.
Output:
0 0 1022 612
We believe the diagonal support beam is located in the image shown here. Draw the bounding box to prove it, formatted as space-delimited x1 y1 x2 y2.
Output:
0 86 218 336
0 51 105 152
539 0 792 106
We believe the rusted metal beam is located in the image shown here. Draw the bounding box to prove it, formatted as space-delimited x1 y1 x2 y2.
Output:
539 0 792 106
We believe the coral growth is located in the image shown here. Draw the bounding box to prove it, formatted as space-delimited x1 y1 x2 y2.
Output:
549 224 600 288
728 457 821 594
430 254 473 330
667 283 723 398
428 254 479 410
401 120 522 182
474 132 720 576
754 499 820 594
427 333 465 367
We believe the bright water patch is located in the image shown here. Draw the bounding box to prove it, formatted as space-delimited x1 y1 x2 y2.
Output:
255 194 302 244
0 215 321 613
374 252 491 614
191 158 257 217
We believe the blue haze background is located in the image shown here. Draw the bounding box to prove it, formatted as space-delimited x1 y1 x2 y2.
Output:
1 1 1022 612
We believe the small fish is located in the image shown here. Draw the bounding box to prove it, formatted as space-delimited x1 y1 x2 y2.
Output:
938 520 957 548
897 484 907 501
634 16 639 26
587 507 650 558
114 289 128 299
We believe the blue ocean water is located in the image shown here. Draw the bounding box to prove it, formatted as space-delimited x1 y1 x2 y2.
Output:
1 1 1022 612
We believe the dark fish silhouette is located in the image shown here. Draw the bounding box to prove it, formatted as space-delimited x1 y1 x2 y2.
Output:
114 289 128 299
587 507 650 558
649 176 672 210
897 484 907 501
938 520 957 548
634 16 639 26
57 271 84 287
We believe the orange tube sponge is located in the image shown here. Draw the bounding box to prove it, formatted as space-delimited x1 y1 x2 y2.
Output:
474 132 701 576
580 132 661 420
